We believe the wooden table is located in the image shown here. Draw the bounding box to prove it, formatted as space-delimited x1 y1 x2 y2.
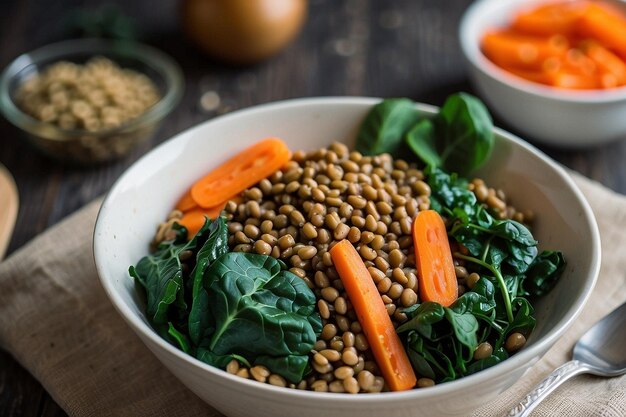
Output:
0 0 624 415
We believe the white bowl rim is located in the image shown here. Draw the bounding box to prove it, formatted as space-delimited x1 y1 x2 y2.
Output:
460 0 626 103
94 96 600 403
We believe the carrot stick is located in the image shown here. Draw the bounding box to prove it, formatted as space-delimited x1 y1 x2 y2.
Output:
412 210 458 307
581 40 626 85
330 240 417 391
511 1 589 36
178 209 210 238
175 190 198 212
481 31 568 70
498 64 554 85
178 196 242 238
190 138 290 209
550 71 600 89
578 3 626 56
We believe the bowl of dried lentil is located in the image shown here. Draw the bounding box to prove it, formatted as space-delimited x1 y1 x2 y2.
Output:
0 38 183 164
94 97 599 417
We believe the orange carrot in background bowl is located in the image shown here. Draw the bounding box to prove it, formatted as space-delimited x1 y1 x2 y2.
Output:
581 40 626 85
330 239 417 392
482 31 568 70
579 3 626 56
511 1 589 36
481 0 626 90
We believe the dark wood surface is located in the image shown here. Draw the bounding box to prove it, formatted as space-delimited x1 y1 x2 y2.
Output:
0 0 624 415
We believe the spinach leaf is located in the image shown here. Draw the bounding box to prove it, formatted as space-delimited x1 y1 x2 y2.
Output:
522 250 566 297
397 301 445 337
129 237 185 325
444 307 479 349
406 93 494 175
168 322 192 354
129 221 215 327
188 217 229 346
199 252 322 383
466 348 508 375
450 278 497 325
356 98 419 156
496 298 537 349
406 120 441 167
426 168 483 225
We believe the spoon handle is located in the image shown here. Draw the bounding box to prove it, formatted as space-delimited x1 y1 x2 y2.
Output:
508 360 589 417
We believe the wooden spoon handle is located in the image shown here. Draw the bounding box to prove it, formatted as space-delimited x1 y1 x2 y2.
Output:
0 164 18 260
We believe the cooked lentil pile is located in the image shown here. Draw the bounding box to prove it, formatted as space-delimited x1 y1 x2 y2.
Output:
15 56 160 131
154 142 532 393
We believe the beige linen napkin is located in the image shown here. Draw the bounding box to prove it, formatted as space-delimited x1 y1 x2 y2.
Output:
0 173 624 417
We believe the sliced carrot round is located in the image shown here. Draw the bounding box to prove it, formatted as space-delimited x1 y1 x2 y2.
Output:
412 210 458 307
190 137 290 209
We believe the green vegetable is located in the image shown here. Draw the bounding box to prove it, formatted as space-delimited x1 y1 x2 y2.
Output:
398 166 565 383
188 217 230 346
198 252 322 382
522 251 566 297
356 98 419 156
406 93 494 175
130 221 215 330
130 218 321 383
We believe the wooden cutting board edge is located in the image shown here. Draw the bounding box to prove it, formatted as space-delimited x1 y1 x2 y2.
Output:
0 164 19 260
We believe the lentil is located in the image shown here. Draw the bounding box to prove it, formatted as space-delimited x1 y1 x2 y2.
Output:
474 342 493 360
505 332 527 352
269 374 287 387
417 378 435 388
342 349 360 366
467 272 481 289
250 366 270 382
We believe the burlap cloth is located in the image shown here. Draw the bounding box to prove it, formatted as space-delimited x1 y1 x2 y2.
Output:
0 172 624 417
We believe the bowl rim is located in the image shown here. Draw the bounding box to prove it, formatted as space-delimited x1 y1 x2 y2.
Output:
0 38 184 139
459 0 626 103
94 96 600 403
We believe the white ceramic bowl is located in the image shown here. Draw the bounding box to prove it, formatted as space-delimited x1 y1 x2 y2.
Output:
460 0 626 148
94 97 600 417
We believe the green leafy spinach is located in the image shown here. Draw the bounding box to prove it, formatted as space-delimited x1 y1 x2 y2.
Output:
397 168 565 383
356 98 420 157
407 93 494 176
130 217 321 383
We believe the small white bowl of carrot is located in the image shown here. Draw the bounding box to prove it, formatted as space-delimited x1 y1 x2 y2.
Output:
460 0 626 147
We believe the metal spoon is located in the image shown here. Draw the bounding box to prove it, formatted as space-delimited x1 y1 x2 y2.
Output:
509 301 626 416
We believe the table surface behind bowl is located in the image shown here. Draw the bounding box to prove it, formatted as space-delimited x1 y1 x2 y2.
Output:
0 0 624 416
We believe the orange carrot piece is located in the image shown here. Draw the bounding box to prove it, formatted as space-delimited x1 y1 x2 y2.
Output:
481 30 568 70
581 40 626 85
550 71 600 89
175 190 198 212
177 196 242 238
498 64 554 85
330 240 417 391
178 209 210 238
190 138 290 209
412 210 458 307
511 1 589 36
578 3 626 56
